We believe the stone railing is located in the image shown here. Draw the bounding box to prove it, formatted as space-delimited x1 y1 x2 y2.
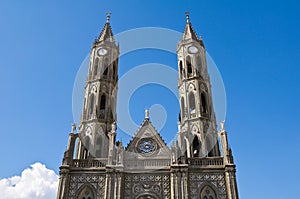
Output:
188 157 224 167
124 159 171 169
72 159 107 168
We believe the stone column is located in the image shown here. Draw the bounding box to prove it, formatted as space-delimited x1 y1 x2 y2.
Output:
56 166 70 199
225 165 239 199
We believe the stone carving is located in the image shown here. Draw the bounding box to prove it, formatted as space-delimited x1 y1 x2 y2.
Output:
124 174 170 199
189 173 227 199
68 174 105 199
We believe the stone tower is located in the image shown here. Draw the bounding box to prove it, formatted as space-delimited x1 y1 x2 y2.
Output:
56 12 239 199
75 12 119 160
176 12 220 160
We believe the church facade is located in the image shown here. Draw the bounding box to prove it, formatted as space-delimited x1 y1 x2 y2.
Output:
56 13 239 199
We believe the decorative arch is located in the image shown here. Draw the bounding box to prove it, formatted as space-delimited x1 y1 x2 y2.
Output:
89 94 95 116
200 92 208 116
179 60 183 77
192 136 201 157
181 97 185 119
196 55 201 74
186 55 192 75
113 61 117 80
136 193 157 199
189 92 196 114
93 58 99 76
200 185 217 199
206 133 215 157
100 94 106 110
103 58 109 76
77 185 96 199
95 136 102 157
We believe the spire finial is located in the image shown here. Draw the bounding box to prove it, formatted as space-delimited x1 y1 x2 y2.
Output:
145 108 149 119
220 120 225 132
106 11 111 23
71 123 76 134
185 11 190 23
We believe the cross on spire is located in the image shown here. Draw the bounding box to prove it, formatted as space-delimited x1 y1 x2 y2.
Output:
106 11 111 23
185 11 190 23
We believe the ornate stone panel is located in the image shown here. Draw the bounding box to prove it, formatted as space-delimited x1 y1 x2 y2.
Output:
124 173 170 199
68 174 105 199
189 173 227 199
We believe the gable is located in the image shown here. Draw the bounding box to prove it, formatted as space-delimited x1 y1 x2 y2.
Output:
125 119 171 159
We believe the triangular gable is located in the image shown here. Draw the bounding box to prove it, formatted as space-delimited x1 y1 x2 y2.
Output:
125 119 171 159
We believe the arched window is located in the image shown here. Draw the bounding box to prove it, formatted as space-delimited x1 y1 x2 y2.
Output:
189 92 196 114
179 60 183 74
95 136 102 157
201 93 208 115
111 64 114 79
192 136 200 157
200 186 216 199
99 94 106 119
186 56 192 75
181 97 185 119
196 55 202 73
100 95 106 110
89 94 94 115
78 186 94 199
103 67 108 76
103 58 109 76
113 61 117 80
93 58 99 76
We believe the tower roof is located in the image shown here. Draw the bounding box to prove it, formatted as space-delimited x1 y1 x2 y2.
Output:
97 12 114 43
181 12 205 47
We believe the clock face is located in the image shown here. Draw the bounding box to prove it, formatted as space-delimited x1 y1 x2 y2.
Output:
97 48 107 56
188 45 198 54
137 138 157 155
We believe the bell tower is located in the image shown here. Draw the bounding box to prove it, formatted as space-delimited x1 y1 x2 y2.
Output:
177 12 220 159
76 12 119 159
57 12 239 199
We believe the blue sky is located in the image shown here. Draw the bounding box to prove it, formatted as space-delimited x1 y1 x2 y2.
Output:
0 0 299 198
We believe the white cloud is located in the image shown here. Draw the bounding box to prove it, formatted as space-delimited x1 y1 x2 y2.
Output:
0 163 59 199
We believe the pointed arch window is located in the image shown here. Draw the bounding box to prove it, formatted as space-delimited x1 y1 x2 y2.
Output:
201 93 208 116
113 61 117 80
186 56 192 76
99 94 106 119
111 64 114 79
181 97 185 119
192 136 200 157
200 186 216 199
93 58 99 76
103 58 109 77
89 94 95 115
179 60 183 77
103 67 108 76
100 95 106 110
189 92 196 114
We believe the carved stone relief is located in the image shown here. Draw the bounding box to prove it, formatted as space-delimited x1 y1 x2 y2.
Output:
124 174 170 199
189 173 227 199
68 174 105 199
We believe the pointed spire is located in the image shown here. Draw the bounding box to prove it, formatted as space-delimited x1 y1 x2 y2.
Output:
97 12 114 43
182 11 199 41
